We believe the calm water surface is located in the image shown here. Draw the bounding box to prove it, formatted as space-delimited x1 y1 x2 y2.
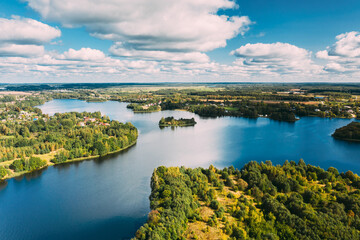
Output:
1 99 360 240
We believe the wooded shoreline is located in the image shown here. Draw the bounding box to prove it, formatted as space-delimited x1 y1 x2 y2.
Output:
0 140 137 181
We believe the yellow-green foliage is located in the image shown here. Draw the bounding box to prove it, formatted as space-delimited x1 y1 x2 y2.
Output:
135 161 360 239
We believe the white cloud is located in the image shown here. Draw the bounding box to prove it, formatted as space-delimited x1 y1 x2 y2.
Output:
25 0 251 62
231 42 308 59
0 44 44 57
231 42 321 75
0 17 61 44
329 32 360 58
4 28 360 82
0 48 161 79
0 52 354 82
324 62 349 73
109 43 210 63
0 43 329 82
0 17 61 57
315 50 337 60
316 32 360 73
60 48 106 61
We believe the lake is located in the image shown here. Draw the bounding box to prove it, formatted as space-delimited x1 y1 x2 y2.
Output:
1 99 359 240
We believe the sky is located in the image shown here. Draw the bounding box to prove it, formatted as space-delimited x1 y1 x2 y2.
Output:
0 0 359 83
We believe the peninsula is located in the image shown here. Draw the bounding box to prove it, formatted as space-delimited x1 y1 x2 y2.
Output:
332 122 360 142
134 161 360 240
0 108 138 180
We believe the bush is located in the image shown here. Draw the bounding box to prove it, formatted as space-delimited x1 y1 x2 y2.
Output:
28 157 46 171
0 166 7 178
52 152 68 164
10 159 25 172
210 200 220 210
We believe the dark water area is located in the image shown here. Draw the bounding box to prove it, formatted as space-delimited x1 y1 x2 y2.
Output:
1 99 359 240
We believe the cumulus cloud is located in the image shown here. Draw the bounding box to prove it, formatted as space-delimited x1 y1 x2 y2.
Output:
25 0 251 62
231 42 321 75
0 17 61 57
328 32 360 58
0 44 44 57
0 17 61 44
323 62 349 73
316 32 360 73
0 43 327 82
0 48 161 80
59 48 106 61
109 43 210 63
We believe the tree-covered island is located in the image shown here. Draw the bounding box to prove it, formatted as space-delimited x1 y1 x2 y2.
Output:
332 122 360 142
134 161 360 240
159 117 197 127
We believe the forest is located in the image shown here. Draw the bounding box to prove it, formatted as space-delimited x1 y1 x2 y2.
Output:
187 103 299 122
0 110 138 179
332 122 360 142
134 161 360 240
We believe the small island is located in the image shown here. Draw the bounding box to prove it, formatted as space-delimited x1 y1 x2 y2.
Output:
332 121 360 142
159 117 196 127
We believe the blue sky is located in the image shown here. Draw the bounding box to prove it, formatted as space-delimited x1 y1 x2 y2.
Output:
212 0 360 63
0 0 359 82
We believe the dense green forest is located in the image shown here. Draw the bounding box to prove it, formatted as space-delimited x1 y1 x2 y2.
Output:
159 117 196 127
0 110 138 179
134 161 360 239
332 122 360 142
187 103 298 122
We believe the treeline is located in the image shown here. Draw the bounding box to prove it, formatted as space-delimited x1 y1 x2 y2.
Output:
134 160 360 239
188 102 298 122
187 99 359 121
188 105 227 118
332 122 360 142
159 117 196 127
10 157 47 172
232 101 298 121
50 90 109 102
127 103 160 112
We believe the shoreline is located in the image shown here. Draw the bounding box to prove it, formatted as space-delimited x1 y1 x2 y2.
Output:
50 99 358 121
332 136 360 143
1 140 137 181
159 123 196 127
133 109 161 113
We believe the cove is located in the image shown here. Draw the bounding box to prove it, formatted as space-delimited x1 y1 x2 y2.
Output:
0 99 360 240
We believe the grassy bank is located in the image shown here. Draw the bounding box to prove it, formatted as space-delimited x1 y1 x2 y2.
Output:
1 140 137 181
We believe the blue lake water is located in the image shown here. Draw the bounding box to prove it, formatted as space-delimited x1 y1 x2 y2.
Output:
0 99 359 240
